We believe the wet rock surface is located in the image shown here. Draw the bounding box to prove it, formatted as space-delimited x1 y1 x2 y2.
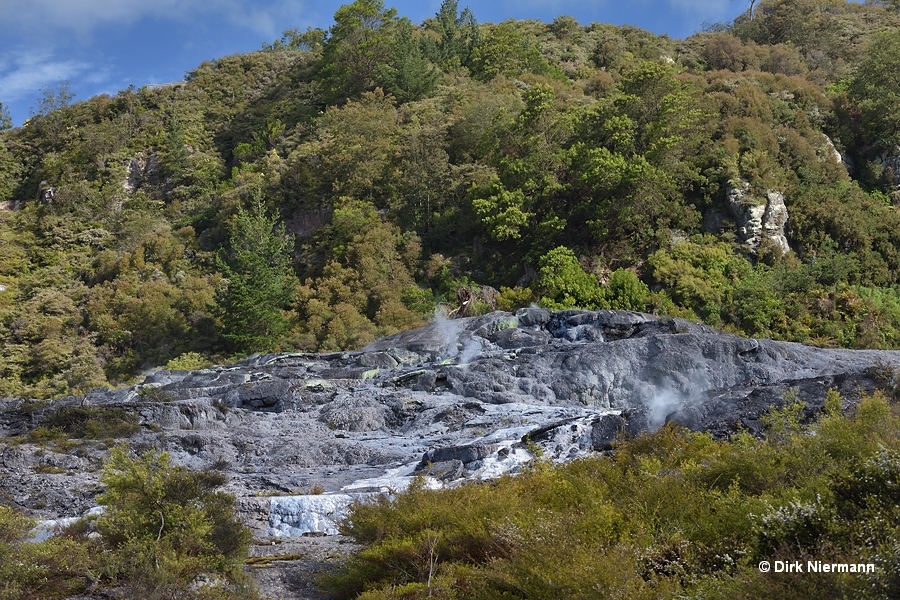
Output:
3 309 900 598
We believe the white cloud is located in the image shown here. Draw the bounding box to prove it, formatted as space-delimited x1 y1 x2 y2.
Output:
0 0 311 40
221 0 312 39
0 0 191 34
0 48 93 105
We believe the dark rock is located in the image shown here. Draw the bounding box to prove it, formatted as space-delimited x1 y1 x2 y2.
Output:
418 459 465 481
493 327 550 349
522 417 581 444
302 531 329 537
515 307 551 327
590 414 626 451
412 371 438 392
421 443 497 465
623 408 651 437
357 352 398 369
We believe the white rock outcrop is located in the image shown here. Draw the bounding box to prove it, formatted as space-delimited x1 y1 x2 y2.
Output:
822 134 848 171
124 151 162 193
725 181 790 254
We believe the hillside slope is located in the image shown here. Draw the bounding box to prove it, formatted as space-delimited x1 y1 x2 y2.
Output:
2 0 900 399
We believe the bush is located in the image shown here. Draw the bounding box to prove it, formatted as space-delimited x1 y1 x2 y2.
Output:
0 446 258 599
95 447 257 599
0 505 95 599
326 391 900 599
46 405 140 440
535 246 606 309
165 352 213 371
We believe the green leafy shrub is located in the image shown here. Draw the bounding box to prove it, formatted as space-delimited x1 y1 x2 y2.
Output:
45 405 140 440
326 390 900 599
165 352 213 371
96 446 256 599
0 505 95 600
534 246 606 309
0 446 258 599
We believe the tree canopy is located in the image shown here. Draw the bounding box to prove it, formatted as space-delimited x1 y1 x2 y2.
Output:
2 0 900 397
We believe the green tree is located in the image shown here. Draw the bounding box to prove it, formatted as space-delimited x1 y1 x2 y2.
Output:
469 20 552 81
216 200 298 351
265 26 327 51
296 198 428 351
319 0 399 102
289 88 400 204
423 0 479 69
389 103 452 232
470 178 534 241
535 246 606 309
467 82 572 253
0 101 11 131
32 81 75 116
601 61 704 165
97 446 254 598
0 140 21 201
570 62 705 260
375 18 440 103
848 29 900 149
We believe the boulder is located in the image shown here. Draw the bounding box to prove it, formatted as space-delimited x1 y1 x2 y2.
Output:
421 443 497 466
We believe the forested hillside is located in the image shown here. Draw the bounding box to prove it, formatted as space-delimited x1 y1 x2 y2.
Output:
3 0 900 399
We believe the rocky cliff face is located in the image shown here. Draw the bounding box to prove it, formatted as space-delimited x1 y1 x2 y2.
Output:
725 181 791 254
705 181 791 254
2 309 899 541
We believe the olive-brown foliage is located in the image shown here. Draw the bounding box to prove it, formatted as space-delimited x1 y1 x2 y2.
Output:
0 448 257 600
2 1 900 397
327 391 900 599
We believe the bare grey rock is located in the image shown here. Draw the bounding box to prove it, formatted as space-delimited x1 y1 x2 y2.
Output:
124 151 163 193
724 180 790 254
6 309 900 598
822 134 846 171
4 310 900 556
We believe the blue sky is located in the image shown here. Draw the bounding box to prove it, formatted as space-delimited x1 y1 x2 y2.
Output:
0 0 751 127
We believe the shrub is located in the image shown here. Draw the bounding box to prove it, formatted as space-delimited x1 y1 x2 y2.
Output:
46 405 140 440
165 351 213 371
326 391 900 599
96 446 256 599
0 504 95 599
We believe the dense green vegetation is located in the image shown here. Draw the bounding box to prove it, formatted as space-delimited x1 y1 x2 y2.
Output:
2 0 900 398
325 390 900 599
0 447 256 600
